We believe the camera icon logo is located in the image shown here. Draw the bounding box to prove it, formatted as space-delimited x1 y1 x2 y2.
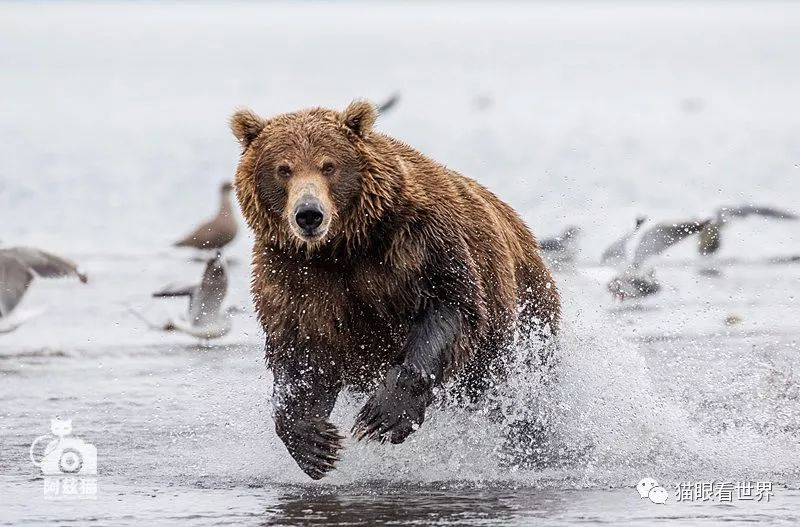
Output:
30 418 97 477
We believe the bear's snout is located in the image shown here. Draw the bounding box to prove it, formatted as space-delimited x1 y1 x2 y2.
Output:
293 197 326 236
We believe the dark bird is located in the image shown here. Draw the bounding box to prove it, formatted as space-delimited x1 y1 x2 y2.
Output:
151 252 231 340
601 216 648 266
768 255 800 264
173 182 238 251
698 205 797 256
607 220 709 301
0 247 87 333
376 93 400 115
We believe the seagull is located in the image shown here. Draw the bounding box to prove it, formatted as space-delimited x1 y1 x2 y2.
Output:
0 247 87 333
173 182 238 251
601 216 648 266
698 205 797 256
376 93 400 115
150 252 231 340
607 268 661 303
539 226 581 268
607 220 709 301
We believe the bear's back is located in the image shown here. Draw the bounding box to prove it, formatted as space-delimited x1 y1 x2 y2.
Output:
368 133 559 334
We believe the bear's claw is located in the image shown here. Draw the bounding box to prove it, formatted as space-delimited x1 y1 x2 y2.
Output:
285 417 344 480
351 384 426 444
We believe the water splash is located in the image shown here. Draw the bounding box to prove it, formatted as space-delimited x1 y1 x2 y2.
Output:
189 304 799 488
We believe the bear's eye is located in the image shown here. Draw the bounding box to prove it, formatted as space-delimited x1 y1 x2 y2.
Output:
276 165 292 178
321 162 336 176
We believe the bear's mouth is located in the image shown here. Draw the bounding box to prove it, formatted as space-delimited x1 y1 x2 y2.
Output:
291 226 330 243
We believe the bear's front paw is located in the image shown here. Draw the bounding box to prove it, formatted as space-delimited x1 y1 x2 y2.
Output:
278 417 344 480
352 381 428 444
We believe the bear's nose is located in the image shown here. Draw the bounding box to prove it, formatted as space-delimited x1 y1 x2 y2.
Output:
294 201 324 233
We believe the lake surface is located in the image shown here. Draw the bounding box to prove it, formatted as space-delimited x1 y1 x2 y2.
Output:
1 1 799 525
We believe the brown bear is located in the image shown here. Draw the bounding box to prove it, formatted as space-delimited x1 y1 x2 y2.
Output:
230 100 560 479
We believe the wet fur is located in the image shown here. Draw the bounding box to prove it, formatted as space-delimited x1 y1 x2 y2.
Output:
231 100 560 479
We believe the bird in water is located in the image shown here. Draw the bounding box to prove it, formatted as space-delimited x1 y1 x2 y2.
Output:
607 268 662 302
149 252 231 340
539 226 581 269
698 205 797 256
601 216 648 266
0 247 87 333
607 219 709 301
173 182 238 252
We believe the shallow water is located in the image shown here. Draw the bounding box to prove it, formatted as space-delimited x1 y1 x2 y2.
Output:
1 1 799 525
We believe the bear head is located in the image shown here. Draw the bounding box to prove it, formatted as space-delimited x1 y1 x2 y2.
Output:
230 100 387 253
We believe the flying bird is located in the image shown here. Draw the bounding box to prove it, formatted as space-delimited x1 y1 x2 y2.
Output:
601 216 648 266
607 220 709 301
698 205 797 256
539 226 581 268
0 247 87 333
173 182 238 251
376 93 400 115
150 252 231 340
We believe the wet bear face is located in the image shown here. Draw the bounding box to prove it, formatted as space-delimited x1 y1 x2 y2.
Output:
231 101 376 247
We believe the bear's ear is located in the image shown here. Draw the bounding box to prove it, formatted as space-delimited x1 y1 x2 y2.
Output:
230 109 266 148
342 100 377 138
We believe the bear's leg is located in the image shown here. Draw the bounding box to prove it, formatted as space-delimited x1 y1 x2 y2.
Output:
352 302 460 444
271 361 343 479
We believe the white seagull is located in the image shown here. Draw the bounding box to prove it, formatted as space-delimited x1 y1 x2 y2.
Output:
150 252 231 340
539 226 581 269
607 220 709 301
0 247 87 333
601 216 648 266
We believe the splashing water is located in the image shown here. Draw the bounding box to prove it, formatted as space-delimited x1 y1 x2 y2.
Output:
140 263 798 490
